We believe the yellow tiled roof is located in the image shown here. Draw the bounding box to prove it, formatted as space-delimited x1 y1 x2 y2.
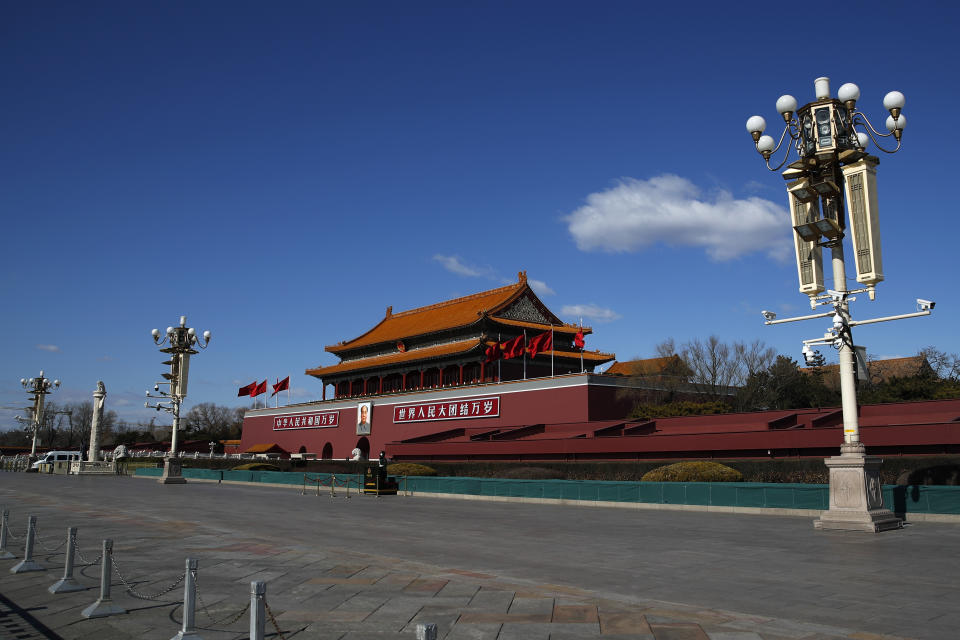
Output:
325 272 559 353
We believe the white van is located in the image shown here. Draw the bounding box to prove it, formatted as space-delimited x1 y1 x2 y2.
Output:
30 451 81 470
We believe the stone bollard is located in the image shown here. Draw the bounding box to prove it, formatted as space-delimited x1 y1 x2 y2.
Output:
416 622 438 640
171 558 202 640
0 509 14 559
250 580 266 640
49 527 83 593
81 539 126 618
10 516 43 573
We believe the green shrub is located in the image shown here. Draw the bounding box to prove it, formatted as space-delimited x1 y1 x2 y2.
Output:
641 461 743 483
231 463 281 471
386 463 437 476
630 401 731 420
896 464 960 486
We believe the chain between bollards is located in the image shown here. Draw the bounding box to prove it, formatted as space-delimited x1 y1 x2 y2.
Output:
33 522 68 552
72 533 102 566
112 547 186 600
196 571 250 627
263 597 289 640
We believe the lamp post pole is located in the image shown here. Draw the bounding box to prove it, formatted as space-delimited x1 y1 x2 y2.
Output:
747 77 928 532
145 316 211 484
20 372 60 460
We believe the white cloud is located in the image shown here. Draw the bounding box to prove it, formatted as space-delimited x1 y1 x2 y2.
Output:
528 279 555 296
565 175 790 261
432 255 491 277
36 344 60 352
561 304 621 323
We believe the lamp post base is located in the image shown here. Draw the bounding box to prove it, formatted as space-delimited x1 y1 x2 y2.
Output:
814 444 901 532
159 457 187 484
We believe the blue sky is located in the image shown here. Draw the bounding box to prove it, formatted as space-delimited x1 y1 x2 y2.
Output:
3 1 958 428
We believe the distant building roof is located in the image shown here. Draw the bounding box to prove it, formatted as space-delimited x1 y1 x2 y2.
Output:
802 355 933 388
606 355 690 377
244 443 288 454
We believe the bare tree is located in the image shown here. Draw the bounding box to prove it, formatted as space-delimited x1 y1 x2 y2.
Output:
182 402 244 440
665 335 777 400
736 340 777 381
919 346 960 381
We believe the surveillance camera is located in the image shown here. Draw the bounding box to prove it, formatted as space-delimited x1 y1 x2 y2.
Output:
761 310 777 321
154 384 159 391
832 313 846 329
144 402 149 408
917 299 936 311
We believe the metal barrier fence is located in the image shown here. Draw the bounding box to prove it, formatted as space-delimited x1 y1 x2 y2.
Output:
0 456 31 472
300 472 362 497
1 509 328 640
133 467 960 515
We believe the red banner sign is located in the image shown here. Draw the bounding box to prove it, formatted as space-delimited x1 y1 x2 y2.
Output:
273 411 339 430
393 396 500 423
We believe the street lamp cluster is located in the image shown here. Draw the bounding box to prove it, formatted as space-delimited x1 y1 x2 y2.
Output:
746 77 932 532
145 315 211 484
18 372 60 458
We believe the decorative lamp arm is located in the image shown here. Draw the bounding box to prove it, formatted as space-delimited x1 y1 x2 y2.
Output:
852 112 903 154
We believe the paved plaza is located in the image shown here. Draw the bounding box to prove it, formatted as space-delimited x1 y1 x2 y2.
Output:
1 473 958 639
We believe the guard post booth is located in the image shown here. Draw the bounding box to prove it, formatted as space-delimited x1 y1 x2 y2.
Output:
363 452 397 495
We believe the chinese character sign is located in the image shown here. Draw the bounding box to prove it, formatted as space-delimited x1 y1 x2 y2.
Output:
393 396 499 423
273 411 340 430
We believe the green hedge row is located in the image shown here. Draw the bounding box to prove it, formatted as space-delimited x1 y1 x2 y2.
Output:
422 456 960 485
149 455 960 485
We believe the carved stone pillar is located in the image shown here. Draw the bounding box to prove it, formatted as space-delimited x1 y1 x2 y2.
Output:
88 382 106 462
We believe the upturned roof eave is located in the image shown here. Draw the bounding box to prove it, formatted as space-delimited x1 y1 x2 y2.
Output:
308 338 485 379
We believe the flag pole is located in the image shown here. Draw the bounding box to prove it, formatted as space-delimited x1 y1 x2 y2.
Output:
580 317 584 373
275 378 279 409
551 326 554 378
523 329 527 380
498 333 501 383
287 373 290 406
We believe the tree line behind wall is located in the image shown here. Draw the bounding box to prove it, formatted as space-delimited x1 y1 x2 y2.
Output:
624 338 960 419
0 401 246 450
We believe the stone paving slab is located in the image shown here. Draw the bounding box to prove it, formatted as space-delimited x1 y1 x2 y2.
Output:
0 473 948 639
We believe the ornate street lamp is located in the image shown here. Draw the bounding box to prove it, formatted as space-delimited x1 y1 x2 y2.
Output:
145 315 211 484
746 78 932 532
19 371 60 460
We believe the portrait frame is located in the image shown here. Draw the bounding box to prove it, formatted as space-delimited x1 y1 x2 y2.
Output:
356 401 372 435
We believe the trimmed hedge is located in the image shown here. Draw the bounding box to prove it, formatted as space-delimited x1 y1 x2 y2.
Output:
386 463 437 477
641 462 743 483
422 456 960 485
132 455 960 485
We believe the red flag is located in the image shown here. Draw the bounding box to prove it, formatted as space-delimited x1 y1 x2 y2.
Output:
574 329 585 349
526 330 553 358
271 376 290 397
501 335 525 360
238 381 257 397
251 379 268 397
484 342 502 364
